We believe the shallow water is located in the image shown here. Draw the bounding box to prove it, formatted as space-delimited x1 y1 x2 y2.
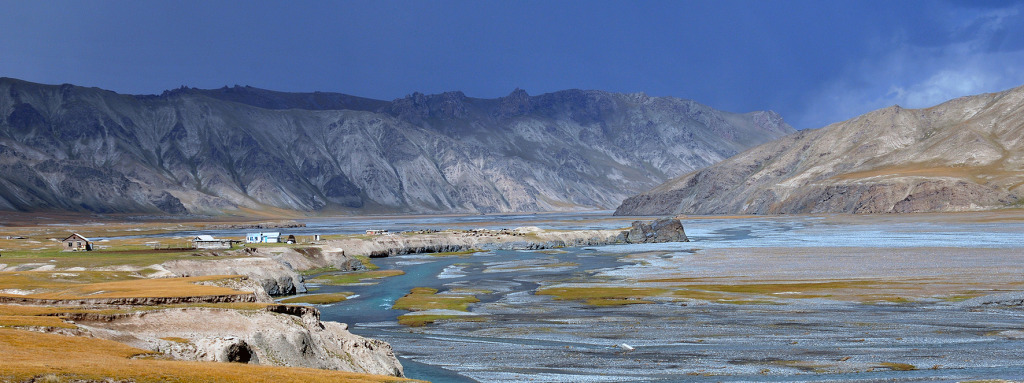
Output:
313 214 1024 382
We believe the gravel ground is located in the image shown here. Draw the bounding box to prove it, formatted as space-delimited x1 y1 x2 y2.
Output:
329 213 1024 382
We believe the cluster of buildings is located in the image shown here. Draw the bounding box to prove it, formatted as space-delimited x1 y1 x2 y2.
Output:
192 231 296 249
60 231 306 252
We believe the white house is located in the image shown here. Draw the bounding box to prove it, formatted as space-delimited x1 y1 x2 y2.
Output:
246 232 281 244
193 235 233 250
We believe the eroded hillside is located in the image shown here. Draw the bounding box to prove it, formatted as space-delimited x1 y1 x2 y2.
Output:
616 85 1024 215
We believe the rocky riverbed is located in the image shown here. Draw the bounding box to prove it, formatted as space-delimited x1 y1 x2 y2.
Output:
314 212 1024 382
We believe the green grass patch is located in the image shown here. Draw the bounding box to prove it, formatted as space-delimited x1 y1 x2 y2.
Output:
939 293 984 302
0 248 212 269
392 288 480 312
428 249 480 257
279 292 354 305
308 270 404 285
584 298 656 306
535 286 668 306
353 255 379 270
864 296 915 304
448 288 493 295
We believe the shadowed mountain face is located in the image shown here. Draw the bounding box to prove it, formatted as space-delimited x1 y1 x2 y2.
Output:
616 85 1024 216
0 78 793 215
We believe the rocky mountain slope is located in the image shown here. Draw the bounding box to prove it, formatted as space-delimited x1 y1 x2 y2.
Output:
0 77 792 215
616 85 1024 215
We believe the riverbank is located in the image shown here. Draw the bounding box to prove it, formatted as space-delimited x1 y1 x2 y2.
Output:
0 217 684 382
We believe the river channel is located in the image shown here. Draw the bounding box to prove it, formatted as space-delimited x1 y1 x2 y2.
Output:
314 213 1024 382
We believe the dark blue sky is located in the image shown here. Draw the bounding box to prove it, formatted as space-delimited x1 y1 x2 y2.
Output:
3 0 1023 130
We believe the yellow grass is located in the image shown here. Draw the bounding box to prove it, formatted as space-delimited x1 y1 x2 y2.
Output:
0 272 249 300
396 314 486 327
309 270 405 285
428 249 481 257
392 287 480 312
280 292 354 305
672 281 884 295
0 315 76 329
0 305 68 316
535 286 669 306
0 328 417 382
878 362 917 371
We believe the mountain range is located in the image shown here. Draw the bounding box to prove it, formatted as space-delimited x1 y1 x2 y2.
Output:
615 84 1024 215
0 77 793 215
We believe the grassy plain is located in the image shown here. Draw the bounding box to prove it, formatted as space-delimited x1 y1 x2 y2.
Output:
0 216 420 382
0 272 248 300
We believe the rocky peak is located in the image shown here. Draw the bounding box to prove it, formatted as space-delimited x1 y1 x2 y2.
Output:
748 110 791 134
496 88 532 118
387 90 469 122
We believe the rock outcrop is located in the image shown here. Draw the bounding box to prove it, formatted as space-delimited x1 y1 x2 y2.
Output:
75 306 404 377
0 77 793 215
325 219 690 259
621 218 689 243
154 246 362 296
159 257 306 296
616 85 1024 215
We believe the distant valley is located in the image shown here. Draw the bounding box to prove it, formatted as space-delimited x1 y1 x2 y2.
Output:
616 85 1024 215
0 77 793 215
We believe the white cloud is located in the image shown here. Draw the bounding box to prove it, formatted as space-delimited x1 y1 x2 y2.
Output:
796 5 1024 130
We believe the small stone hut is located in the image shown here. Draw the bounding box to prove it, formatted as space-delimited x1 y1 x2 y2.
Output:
61 233 93 251
192 235 233 250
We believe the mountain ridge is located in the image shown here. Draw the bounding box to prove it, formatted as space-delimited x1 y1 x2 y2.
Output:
615 84 1024 215
0 77 793 215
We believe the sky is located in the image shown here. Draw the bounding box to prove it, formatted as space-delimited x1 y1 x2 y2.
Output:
2 0 1023 130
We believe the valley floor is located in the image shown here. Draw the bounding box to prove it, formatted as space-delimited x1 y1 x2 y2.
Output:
2 210 1024 382
317 211 1024 382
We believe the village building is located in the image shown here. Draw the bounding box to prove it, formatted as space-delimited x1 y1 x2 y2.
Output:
192 235 234 250
366 229 389 236
246 232 281 244
61 233 93 251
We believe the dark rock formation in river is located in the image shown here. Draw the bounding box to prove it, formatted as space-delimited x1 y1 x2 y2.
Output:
621 218 689 243
615 84 1024 215
0 77 793 215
